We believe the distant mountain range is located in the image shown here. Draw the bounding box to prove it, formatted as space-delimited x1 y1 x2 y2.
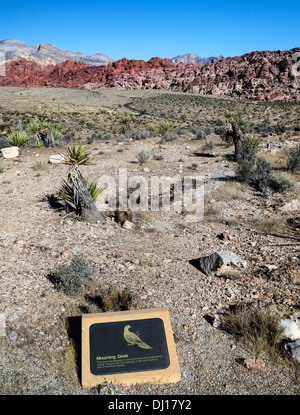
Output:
0 39 114 65
0 39 224 66
170 53 225 65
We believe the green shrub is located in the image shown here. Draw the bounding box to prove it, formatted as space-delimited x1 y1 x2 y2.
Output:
6 131 29 147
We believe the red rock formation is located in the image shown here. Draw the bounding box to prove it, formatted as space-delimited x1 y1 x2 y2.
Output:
0 48 299 101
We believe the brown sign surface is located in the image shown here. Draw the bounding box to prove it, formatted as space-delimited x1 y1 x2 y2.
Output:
81 308 181 387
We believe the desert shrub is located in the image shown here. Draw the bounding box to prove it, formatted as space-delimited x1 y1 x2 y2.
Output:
221 307 284 360
0 166 5 173
6 131 29 147
270 175 294 193
136 148 154 164
235 139 291 194
160 132 178 142
195 129 207 140
201 141 214 151
47 256 98 296
159 122 171 133
287 144 300 173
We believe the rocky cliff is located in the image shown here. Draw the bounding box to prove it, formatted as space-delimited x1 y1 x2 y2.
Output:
0 48 299 101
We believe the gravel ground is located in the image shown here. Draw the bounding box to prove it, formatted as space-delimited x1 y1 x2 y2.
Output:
0 133 299 395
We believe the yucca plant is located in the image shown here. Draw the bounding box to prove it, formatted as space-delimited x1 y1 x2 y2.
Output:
59 177 105 212
6 131 29 147
245 135 261 152
63 142 91 165
29 121 39 134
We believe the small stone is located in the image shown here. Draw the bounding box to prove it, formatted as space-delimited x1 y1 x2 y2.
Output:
60 250 72 258
9 331 18 341
49 154 65 164
1 146 19 159
243 358 265 371
122 220 135 230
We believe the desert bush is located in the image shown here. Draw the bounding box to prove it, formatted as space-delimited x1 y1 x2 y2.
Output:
195 129 207 140
47 256 98 296
235 139 292 194
160 132 178 142
287 144 300 173
136 148 154 164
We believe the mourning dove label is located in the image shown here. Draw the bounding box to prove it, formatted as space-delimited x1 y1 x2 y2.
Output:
89 318 170 375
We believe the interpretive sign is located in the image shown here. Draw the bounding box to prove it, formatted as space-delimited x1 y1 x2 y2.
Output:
81 308 181 387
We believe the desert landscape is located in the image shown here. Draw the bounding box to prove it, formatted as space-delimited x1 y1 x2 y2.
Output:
0 81 299 395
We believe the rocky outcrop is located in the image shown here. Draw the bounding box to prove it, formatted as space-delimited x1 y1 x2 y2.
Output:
0 48 299 101
170 53 225 65
91 48 300 102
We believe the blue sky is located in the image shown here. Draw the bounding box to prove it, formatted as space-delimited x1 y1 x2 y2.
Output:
0 0 299 60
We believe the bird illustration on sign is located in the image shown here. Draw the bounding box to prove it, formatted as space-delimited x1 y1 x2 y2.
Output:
123 325 153 349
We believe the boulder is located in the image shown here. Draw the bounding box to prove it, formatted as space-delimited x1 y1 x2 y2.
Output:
196 250 247 276
1 146 19 159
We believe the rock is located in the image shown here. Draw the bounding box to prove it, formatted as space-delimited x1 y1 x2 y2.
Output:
49 154 64 164
0 136 8 149
1 146 19 159
60 250 72 258
279 319 300 340
197 252 224 276
196 250 246 276
217 231 232 241
218 250 247 268
284 339 300 363
243 358 265 371
280 200 300 212
264 264 278 271
9 331 18 341
122 219 135 230
6 312 19 322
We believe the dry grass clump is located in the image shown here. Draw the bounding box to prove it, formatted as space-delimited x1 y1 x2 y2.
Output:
220 306 285 362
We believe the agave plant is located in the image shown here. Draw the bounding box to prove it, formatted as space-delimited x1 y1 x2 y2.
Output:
6 131 29 147
63 142 91 165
